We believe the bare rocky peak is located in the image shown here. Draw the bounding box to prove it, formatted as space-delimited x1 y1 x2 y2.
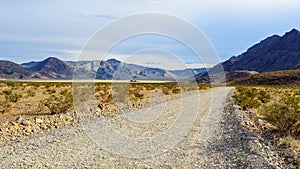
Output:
216 28 300 73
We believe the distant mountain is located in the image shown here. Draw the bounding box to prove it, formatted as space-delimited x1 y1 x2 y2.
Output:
0 57 206 80
0 61 30 79
196 28 300 83
94 59 172 80
72 58 172 80
94 59 207 80
28 57 74 79
21 61 39 67
169 68 208 78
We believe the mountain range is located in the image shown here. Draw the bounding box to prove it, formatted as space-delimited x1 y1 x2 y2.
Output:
0 57 206 80
1 28 300 83
0 57 74 79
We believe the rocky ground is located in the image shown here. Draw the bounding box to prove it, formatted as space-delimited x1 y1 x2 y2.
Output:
0 87 298 168
0 112 77 147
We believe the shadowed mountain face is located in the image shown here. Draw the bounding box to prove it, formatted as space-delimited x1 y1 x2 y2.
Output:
196 28 300 83
0 61 30 79
219 29 300 73
28 57 74 79
0 57 75 79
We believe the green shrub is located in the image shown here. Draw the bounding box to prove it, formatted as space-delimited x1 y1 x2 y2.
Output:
3 91 22 102
2 90 12 95
294 89 300 96
234 86 300 139
44 88 56 94
40 94 73 115
233 87 261 109
26 90 36 97
133 92 144 99
0 100 10 113
144 84 157 90
257 90 271 103
264 102 299 134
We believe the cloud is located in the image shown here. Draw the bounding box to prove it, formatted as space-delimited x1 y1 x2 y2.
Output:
91 14 118 20
151 0 165 6
0 0 300 64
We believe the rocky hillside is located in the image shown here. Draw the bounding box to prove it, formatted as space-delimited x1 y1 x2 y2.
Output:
94 59 172 80
0 61 31 79
28 57 74 79
229 69 300 86
196 28 300 83
221 28 300 72
6 57 74 79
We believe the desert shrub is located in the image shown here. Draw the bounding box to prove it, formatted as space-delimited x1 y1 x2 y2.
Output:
2 90 12 95
172 87 181 94
133 92 144 99
44 88 56 94
31 82 42 88
264 101 299 134
0 100 10 113
4 81 18 88
40 94 73 115
26 90 36 97
95 83 110 93
3 90 22 102
60 89 70 96
235 87 300 136
198 84 211 90
144 84 157 90
162 87 172 95
233 87 261 109
105 94 113 103
294 89 300 96
59 90 73 100
161 83 179 95
257 90 271 103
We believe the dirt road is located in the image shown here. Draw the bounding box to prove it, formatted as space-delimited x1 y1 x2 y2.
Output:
0 87 285 168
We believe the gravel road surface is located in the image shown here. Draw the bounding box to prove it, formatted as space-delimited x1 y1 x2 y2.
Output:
0 87 290 168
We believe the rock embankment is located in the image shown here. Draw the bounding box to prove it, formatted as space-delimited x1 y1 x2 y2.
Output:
0 112 77 146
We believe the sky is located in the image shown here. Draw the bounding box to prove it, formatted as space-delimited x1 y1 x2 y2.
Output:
0 0 300 69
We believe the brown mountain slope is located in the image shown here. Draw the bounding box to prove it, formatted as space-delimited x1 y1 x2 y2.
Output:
229 70 300 86
29 57 74 79
0 61 30 79
196 28 300 84
221 29 300 72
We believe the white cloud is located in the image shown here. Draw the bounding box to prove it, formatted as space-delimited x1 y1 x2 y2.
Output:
151 0 166 6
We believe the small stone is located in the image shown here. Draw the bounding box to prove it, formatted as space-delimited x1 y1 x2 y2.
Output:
20 120 29 126
16 116 23 123
35 118 43 124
